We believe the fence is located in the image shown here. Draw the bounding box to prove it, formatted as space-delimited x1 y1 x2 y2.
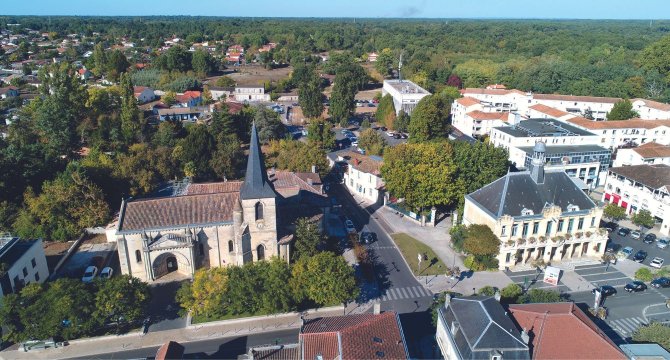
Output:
386 202 432 223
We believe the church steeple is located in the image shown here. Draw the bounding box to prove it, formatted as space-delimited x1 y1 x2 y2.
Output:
240 122 276 199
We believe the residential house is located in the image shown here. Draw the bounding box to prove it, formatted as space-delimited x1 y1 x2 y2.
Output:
276 91 298 102
566 117 670 149
0 86 19 99
234 86 270 102
368 52 378 62
78 68 92 81
436 295 530 359
464 142 608 269
337 151 385 204
175 90 202 107
631 98 670 120
613 142 670 167
603 164 670 235
451 96 516 138
508 302 626 360
460 88 527 113
382 79 431 116
157 107 207 122
207 86 234 101
0 236 50 298
133 86 156 104
226 45 245 64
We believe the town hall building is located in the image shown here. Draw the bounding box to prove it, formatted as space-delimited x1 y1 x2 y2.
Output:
110 124 325 282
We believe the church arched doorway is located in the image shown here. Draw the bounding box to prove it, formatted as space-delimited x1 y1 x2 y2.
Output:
153 252 181 279
257 244 265 261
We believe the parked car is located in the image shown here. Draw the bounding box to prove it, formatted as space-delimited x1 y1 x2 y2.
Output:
617 227 631 237
360 232 375 244
400 133 408 139
602 221 618 232
624 281 647 293
99 267 113 280
633 250 647 262
379 127 387 131
82 266 98 283
650 257 665 268
631 230 641 239
617 246 634 259
651 277 670 288
386 131 395 137
592 285 617 296
345 220 356 234
657 239 669 249
393 133 402 139
643 233 657 244
351 140 359 147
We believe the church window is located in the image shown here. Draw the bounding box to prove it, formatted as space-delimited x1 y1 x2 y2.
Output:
135 250 142 263
228 240 234 253
255 202 264 221
257 244 265 260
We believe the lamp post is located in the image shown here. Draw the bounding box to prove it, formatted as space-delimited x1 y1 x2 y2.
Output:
417 253 422 275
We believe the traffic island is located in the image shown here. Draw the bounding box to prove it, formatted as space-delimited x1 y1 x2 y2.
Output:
391 233 446 276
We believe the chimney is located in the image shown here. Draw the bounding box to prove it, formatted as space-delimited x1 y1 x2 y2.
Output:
307 178 313 186
444 293 452 308
520 329 530 345
311 165 317 173
373 303 381 314
494 290 501 302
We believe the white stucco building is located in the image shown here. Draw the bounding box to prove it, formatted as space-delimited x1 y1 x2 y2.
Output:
234 86 271 102
338 151 384 204
613 142 670 168
603 164 670 236
0 237 49 298
381 79 430 115
451 97 513 138
566 117 670 149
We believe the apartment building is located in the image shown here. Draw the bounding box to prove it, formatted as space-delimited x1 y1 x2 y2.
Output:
613 142 670 167
381 79 431 115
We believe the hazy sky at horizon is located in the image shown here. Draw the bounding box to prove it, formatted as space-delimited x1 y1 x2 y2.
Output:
3 0 669 19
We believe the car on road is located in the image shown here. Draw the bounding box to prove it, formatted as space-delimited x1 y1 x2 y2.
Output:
633 250 647 262
393 133 402 139
592 285 617 296
631 230 641 239
345 220 356 234
99 267 113 280
341 129 352 135
602 221 618 232
650 257 665 268
386 131 395 137
360 232 375 244
624 281 647 293
617 246 634 259
618 227 631 237
351 140 359 147
82 266 98 283
643 233 657 244
657 239 669 249
651 277 670 288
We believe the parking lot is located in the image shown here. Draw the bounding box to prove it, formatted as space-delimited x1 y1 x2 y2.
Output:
506 269 570 293
606 224 668 268
574 263 631 288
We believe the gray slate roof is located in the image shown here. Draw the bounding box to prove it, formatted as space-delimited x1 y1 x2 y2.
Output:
441 297 529 360
495 118 595 138
240 123 277 200
467 170 595 218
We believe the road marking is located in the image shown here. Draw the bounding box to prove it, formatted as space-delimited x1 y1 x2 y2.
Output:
406 287 417 297
388 289 398 300
399 288 410 298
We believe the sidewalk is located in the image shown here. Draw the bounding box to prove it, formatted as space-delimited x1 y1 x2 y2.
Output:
0 306 345 360
419 271 515 296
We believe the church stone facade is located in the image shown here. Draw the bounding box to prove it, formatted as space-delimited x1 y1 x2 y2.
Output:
110 124 317 282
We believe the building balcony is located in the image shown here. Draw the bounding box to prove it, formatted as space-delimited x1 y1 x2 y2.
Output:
501 229 607 250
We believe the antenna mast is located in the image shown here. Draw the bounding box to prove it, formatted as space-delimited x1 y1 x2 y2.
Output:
398 52 403 81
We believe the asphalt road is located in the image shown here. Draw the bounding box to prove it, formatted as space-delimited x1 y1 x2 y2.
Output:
68 328 299 360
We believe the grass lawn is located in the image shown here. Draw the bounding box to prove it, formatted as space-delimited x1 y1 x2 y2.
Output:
391 233 447 276
192 311 259 324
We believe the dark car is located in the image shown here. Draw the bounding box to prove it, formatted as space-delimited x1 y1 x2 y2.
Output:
602 221 618 232
643 233 657 244
360 232 375 244
625 281 647 293
617 227 631 237
633 250 648 263
379 127 387 131
651 277 670 288
592 285 617 296
393 133 402 139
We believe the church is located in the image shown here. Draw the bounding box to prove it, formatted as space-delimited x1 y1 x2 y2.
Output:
109 124 327 282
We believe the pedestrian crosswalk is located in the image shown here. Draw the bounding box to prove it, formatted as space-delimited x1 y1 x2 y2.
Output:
608 316 646 336
380 286 432 301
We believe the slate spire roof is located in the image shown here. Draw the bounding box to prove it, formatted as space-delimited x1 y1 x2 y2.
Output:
240 122 276 200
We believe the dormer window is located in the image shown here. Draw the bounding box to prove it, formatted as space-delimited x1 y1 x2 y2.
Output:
521 208 534 216
567 204 580 212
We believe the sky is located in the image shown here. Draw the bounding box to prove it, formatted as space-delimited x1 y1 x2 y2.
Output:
2 0 669 19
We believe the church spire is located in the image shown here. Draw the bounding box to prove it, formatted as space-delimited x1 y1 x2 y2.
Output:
240 122 276 199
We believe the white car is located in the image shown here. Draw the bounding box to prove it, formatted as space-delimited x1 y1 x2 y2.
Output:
386 131 395 137
631 230 641 239
82 266 98 283
345 220 356 234
657 239 669 249
99 267 114 280
650 257 665 269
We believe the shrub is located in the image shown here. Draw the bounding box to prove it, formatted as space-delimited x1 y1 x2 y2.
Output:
518 289 562 304
478 286 497 296
500 283 523 303
635 267 654 282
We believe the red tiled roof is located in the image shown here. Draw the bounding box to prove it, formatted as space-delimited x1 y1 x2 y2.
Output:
487 84 507 89
633 142 670 158
270 171 322 195
567 117 670 130
185 181 243 195
509 303 626 360
301 312 407 359
339 151 383 175
461 88 526 96
632 98 670 112
301 333 340 360
155 341 184 360
534 93 622 104
467 110 511 121
456 97 481 107
529 104 572 118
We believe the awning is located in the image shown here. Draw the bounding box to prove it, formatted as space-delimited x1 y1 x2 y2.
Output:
604 193 611 201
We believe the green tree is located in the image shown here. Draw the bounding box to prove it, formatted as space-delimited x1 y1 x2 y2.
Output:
452 141 509 194
266 139 330 178
255 108 285 143
634 267 654 282
633 323 670 351
607 99 640 120
210 136 243 180
408 92 453 142
306 118 335 150
13 166 109 241
191 49 216 77
639 35 670 83
375 94 396 129
258 258 294 314
298 68 324 119
216 76 236 87
463 224 500 258
119 73 145 143
176 268 229 319
105 50 130 82
115 144 179 196
478 286 497 296
179 124 215 180
394 110 410 133
358 128 386 156
603 203 627 221
374 48 395 78
92 43 107 77
293 217 322 260
381 142 465 210
500 283 523 303
329 63 366 124
94 275 151 326
291 252 358 306
517 289 563 304
632 209 655 229
162 91 177 106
